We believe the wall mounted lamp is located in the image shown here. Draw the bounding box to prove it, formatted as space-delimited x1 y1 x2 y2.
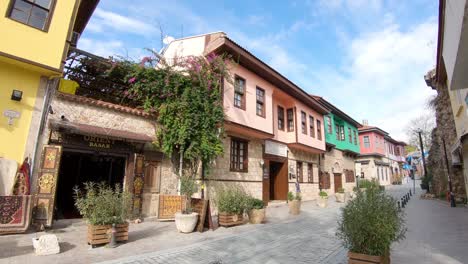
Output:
11 90 23 101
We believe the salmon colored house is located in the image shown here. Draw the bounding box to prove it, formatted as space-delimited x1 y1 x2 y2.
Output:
356 122 392 186
162 32 330 203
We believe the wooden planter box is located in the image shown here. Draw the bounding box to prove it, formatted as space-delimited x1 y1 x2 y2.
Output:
218 212 243 227
87 222 129 246
348 252 390 264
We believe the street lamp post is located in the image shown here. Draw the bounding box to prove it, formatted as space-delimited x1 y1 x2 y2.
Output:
417 130 428 191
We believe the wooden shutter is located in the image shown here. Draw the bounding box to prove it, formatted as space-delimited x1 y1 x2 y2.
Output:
297 162 303 183
33 145 62 227
132 154 145 217
320 172 331 189
345 170 355 182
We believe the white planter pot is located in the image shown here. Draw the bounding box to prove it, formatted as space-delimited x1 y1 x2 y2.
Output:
317 196 328 208
336 193 346 203
175 212 199 233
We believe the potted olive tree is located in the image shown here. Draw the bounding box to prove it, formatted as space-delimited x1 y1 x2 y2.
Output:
246 197 265 224
216 188 247 227
174 175 199 233
287 191 302 215
74 182 132 247
337 184 406 263
317 191 328 208
336 188 346 203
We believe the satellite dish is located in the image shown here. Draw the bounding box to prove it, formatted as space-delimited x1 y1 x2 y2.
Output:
163 36 175 45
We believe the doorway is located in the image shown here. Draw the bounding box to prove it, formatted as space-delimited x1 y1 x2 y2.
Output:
334 173 343 193
55 150 126 219
269 161 288 200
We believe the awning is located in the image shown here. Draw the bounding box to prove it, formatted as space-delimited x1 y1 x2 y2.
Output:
50 120 154 142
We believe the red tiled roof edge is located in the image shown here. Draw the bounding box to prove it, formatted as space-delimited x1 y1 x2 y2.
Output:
56 92 155 118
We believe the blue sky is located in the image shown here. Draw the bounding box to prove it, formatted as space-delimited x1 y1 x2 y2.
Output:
79 0 439 141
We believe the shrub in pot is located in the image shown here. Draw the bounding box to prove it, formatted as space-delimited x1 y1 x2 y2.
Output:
337 184 406 263
246 197 265 224
317 191 328 208
174 175 199 233
74 182 132 246
216 187 247 227
336 188 346 203
288 191 301 215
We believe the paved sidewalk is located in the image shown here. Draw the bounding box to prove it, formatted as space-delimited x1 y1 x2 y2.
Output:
98 201 347 264
392 186 468 264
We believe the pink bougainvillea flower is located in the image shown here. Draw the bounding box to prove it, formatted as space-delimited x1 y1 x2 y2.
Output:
207 53 218 63
140 56 151 67
128 77 136 84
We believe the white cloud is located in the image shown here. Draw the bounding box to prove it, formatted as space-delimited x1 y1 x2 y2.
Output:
311 18 438 141
88 8 157 36
78 38 124 58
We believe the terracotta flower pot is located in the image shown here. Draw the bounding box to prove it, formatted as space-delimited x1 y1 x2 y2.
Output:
317 196 328 208
348 251 390 264
288 200 301 215
248 208 266 224
175 212 199 233
336 192 346 203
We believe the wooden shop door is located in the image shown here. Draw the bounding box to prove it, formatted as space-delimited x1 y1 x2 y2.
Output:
33 145 62 227
270 161 288 200
334 173 343 193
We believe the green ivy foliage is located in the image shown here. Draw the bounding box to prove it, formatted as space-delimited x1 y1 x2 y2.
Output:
120 53 232 175
336 185 406 256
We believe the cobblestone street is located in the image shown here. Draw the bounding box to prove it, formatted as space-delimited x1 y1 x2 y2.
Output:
98 200 348 264
98 182 468 264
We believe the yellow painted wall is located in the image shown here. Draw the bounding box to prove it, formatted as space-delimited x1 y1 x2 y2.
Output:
0 60 41 164
0 0 79 71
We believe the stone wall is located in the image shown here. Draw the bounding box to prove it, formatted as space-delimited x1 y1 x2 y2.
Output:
288 148 320 200
205 134 264 205
34 93 178 218
425 70 466 198
322 148 357 193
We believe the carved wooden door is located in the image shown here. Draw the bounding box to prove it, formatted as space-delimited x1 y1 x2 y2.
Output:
132 154 145 217
33 145 62 227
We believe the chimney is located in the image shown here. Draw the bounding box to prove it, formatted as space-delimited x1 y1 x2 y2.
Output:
362 119 369 125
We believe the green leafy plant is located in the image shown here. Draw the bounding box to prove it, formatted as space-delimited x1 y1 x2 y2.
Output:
216 187 248 214
180 175 198 214
337 188 345 193
118 53 233 181
73 182 132 225
319 191 328 197
295 192 302 201
336 184 406 256
358 179 380 189
287 191 301 201
245 197 264 210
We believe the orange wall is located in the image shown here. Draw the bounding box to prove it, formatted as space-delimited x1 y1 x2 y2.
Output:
359 131 386 155
294 100 325 150
223 63 274 135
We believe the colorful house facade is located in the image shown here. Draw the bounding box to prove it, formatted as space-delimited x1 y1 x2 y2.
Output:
356 123 407 186
162 32 331 203
312 96 362 193
383 136 407 183
0 0 99 185
356 124 392 185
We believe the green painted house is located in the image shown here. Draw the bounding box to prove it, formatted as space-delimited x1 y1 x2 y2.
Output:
312 96 361 154
312 95 362 194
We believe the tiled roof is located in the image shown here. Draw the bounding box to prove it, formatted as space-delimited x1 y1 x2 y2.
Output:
56 92 155 118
